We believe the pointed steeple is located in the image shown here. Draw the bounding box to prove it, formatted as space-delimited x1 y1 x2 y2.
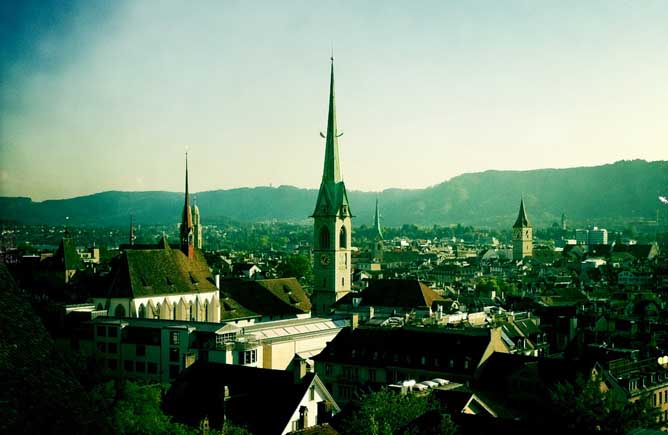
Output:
322 57 342 184
129 214 136 245
180 153 194 256
513 197 531 228
312 57 351 218
373 198 383 240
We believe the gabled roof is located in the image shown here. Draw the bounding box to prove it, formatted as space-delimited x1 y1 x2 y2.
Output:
219 278 311 316
334 279 445 310
107 240 217 298
164 362 337 434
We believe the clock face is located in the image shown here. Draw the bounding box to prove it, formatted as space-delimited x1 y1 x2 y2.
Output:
320 254 330 266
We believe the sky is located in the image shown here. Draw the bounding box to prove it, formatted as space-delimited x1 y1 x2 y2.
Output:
1 0 667 201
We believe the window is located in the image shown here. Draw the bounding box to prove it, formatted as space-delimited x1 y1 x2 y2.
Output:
136 361 145 373
108 359 117 370
342 277 344 287
114 305 126 318
310 385 315 401
339 227 347 248
464 360 470 370
107 327 118 338
138 304 146 318
325 364 333 376
97 342 106 353
239 349 257 365
216 332 236 347
107 342 117 353
319 226 330 249
369 369 376 382
449 359 455 369
147 362 157 374
343 366 358 381
170 348 180 363
136 344 146 357
170 331 180 346
97 326 106 337
189 305 195 321
124 360 134 371
169 364 180 379
173 305 177 320
338 385 353 400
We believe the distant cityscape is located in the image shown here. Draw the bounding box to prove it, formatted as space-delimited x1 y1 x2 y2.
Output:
2 53 668 435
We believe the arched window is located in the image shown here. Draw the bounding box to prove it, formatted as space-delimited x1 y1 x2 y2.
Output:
155 303 161 319
189 304 194 321
339 226 347 248
138 304 146 318
204 302 209 322
173 305 177 320
114 304 126 318
319 226 330 249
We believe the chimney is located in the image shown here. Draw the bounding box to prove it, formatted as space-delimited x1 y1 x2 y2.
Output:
293 356 308 383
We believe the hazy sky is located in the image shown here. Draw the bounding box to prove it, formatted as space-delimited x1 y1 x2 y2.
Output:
1 0 667 201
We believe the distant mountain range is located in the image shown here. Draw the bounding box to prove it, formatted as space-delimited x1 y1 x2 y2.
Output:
1 160 667 228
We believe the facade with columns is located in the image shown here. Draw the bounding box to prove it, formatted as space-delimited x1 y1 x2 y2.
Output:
311 59 352 316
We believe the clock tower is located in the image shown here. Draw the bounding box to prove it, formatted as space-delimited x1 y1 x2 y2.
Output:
512 198 533 261
311 57 352 316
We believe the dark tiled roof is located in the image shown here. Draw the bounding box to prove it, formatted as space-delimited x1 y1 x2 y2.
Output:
164 362 318 434
219 278 311 316
107 243 217 298
334 279 445 309
314 327 493 376
513 199 531 228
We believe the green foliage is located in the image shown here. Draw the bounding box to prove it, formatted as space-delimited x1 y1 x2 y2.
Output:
548 374 660 434
90 380 197 435
340 389 455 435
276 254 313 286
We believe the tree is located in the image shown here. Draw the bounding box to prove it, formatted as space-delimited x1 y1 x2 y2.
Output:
90 380 196 435
276 255 313 286
548 374 660 434
339 388 456 435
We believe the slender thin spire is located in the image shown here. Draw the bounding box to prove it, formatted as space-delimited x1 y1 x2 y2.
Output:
374 198 383 240
180 152 194 256
130 214 136 245
513 197 531 228
322 57 342 183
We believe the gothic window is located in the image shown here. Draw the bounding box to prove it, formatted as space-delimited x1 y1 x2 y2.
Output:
114 304 126 318
138 304 146 318
173 305 177 320
339 227 347 248
320 226 330 249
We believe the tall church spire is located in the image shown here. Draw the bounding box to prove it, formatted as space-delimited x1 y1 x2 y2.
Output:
374 198 383 240
180 153 194 257
322 57 342 184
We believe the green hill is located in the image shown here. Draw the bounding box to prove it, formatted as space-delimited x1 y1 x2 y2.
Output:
1 160 666 228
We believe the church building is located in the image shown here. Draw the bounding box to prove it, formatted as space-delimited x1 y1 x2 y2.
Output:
311 58 352 316
93 155 220 321
512 198 533 261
